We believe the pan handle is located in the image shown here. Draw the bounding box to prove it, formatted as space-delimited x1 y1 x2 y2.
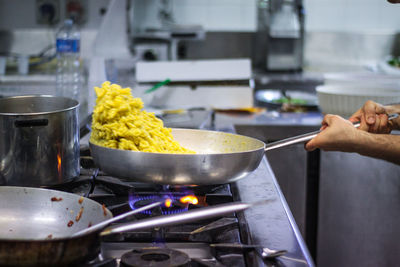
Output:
264 113 399 152
99 201 254 236
72 201 164 237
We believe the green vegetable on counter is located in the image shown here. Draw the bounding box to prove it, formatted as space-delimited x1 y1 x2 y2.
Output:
388 57 400 68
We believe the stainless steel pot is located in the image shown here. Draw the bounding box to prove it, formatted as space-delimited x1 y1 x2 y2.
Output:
0 95 79 186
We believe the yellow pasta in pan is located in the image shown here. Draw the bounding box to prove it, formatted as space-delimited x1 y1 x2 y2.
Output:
90 81 194 154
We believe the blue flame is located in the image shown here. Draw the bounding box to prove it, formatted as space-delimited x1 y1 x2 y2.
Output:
128 194 189 215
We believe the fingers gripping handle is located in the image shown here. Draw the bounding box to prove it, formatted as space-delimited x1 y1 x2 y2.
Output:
264 114 399 152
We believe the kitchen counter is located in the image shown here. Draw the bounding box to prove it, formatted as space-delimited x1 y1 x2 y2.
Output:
214 111 323 131
235 157 314 267
252 70 324 93
212 111 318 267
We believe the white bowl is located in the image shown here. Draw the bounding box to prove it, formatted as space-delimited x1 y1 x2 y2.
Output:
316 85 400 118
323 72 400 87
377 59 400 76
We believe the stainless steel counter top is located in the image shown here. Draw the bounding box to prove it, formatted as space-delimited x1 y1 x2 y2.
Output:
213 112 317 267
215 111 323 131
235 157 314 267
252 70 324 93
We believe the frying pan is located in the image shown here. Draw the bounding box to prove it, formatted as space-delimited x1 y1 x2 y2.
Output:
90 128 265 185
88 128 318 185
90 114 399 185
0 186 251 266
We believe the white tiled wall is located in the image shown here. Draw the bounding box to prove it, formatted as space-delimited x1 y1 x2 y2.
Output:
1 0 398 33
134 0 400 33
132 0 257 32
304 0 400 32
0 0 110 29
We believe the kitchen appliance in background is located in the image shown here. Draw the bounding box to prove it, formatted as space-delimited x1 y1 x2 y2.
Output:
135 59 253 110
129 0 205 61
132 25 205 61
253 0 305 71
134 43 169 62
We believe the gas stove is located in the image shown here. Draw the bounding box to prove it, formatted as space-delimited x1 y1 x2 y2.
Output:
46 145 270 267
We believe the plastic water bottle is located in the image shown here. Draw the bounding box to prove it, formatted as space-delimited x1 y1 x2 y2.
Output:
56 19 81 101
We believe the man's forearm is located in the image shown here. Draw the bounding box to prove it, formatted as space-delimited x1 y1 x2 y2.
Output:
354 131 400 165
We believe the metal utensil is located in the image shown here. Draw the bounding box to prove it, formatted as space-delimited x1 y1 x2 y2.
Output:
100 201 252 236
210 243 287 260
260 247 288 259
72 201 164 237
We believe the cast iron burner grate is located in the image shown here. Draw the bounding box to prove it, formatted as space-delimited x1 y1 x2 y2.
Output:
55 145 257 267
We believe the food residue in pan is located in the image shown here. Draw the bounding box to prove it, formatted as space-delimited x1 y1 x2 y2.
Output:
46 234 53 239
75 207 84 222
102 204 107 216
67 220 74 227
88 222 92 228
51 197 63 202
78 196 84 204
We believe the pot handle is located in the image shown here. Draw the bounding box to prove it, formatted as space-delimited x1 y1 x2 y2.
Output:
80 113 92 137
14 119 48 127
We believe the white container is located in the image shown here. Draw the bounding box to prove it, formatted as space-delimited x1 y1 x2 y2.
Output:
323 72 400 87
377 59 400 76
316 85 400 118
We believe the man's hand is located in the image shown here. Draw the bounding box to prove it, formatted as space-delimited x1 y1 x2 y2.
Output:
348 100 393 134
305 115 360 152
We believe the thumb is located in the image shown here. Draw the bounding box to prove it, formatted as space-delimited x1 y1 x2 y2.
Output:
349 109 362 123
363 101 385 125
364 110 376 125
305 139 316 151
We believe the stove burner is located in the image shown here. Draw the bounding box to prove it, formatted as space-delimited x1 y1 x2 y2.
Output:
120 248 190 267
129 195 189 215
